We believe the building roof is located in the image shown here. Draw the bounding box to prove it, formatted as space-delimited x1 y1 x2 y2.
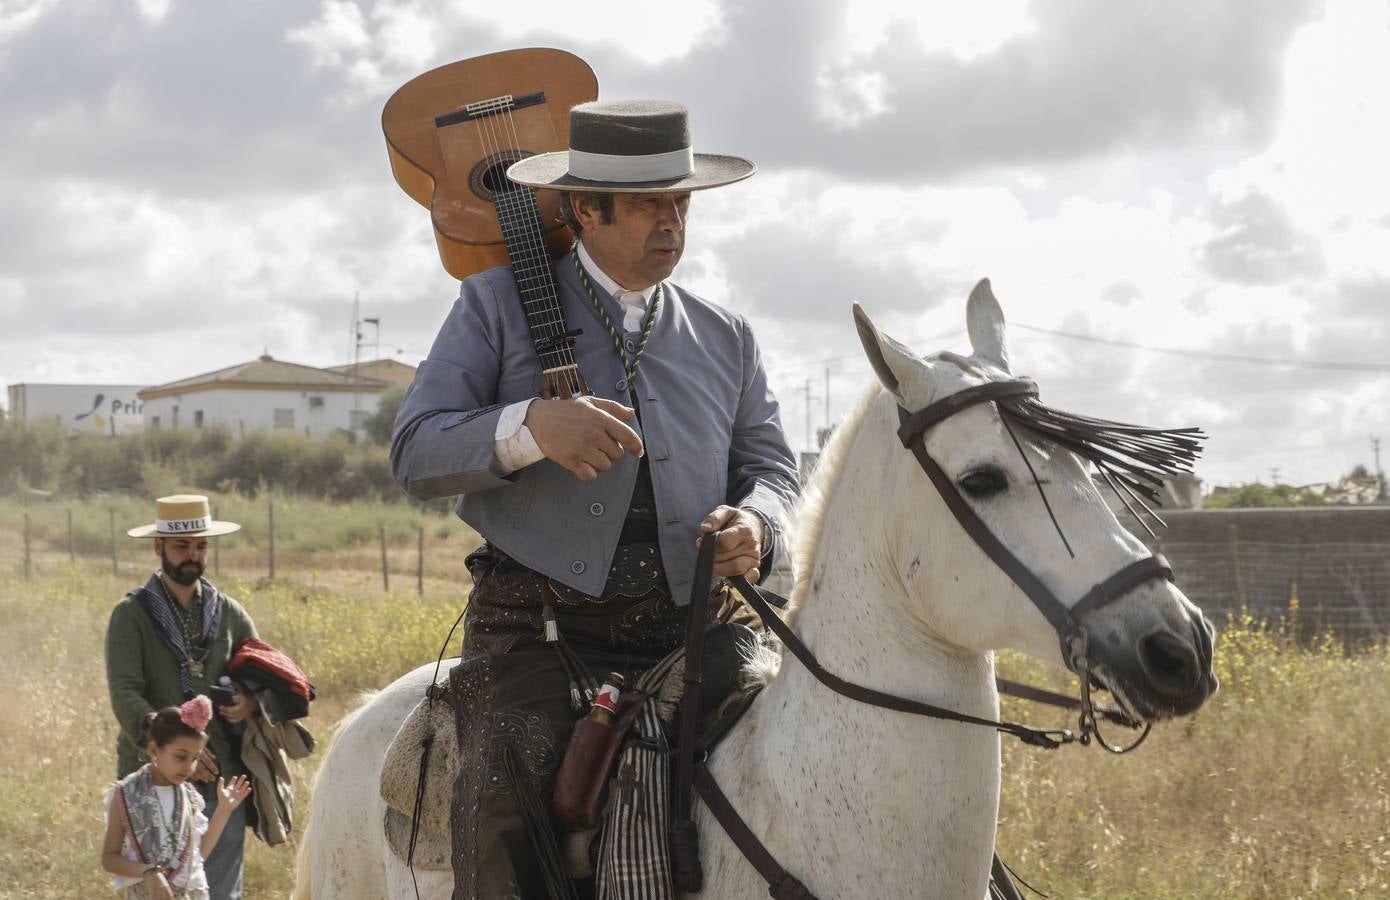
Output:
324 358 417 388
139 354 389 400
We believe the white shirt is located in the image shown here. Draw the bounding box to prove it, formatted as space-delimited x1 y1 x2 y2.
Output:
490 241 657 475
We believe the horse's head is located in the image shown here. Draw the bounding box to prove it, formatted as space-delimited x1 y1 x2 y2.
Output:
851 280 1217 721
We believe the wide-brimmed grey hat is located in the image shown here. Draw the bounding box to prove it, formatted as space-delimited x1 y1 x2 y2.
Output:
505 99 755 193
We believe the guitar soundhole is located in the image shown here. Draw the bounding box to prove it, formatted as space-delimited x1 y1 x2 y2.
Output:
471 150 535 201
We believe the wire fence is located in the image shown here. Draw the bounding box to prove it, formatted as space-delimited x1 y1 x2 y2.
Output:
9 501 1390 644
1154 539 1390 645
7 498 478 597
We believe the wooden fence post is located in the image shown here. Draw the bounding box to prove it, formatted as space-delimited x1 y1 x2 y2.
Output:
1228 524 1244 607
110 508 118 575
417 526 424 596
380 525 390 592
268 500 275 581
67 508 75 562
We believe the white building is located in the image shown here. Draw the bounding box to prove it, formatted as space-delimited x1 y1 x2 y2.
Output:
6 383 148 435
139 355 389 439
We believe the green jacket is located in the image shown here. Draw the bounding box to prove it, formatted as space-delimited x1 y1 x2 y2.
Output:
104 579 258 779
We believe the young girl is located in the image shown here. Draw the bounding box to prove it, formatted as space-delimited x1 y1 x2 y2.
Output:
102 696 252 899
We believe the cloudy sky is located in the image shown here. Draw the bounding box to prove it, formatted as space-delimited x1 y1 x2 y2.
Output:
3 0 1388 488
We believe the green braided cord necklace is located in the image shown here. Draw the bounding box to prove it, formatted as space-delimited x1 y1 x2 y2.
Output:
572 248 662 397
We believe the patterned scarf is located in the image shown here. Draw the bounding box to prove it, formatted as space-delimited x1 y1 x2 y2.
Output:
133 573 223 698
115 764 197 879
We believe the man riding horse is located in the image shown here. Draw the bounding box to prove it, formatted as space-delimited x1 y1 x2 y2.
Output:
390 99 800 898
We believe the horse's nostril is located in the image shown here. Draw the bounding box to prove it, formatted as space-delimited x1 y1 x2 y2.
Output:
1139 631 1200 696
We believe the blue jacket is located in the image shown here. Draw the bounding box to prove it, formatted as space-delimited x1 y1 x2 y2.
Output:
390 256 799 605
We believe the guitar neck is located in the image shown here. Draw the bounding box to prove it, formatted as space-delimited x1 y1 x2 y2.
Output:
492 185 581 377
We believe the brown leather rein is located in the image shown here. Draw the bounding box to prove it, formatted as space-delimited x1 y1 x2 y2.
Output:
673 377 1186 898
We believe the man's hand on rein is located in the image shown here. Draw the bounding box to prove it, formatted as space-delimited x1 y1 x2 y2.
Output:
525 396 645 482
698 505 767 583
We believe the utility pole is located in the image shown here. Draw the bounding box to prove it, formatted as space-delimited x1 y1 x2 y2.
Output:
352 306 381 413
1373 436 1385 501
824 367 830 436
349 291 360 377
793 379 818 452
1269 467 1280 485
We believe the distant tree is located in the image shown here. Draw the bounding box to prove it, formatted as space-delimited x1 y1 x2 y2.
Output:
1204 482 1326 509
1347 464 1371 480
364 385 405 446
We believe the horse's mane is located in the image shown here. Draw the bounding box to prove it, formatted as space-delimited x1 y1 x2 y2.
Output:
787 383 881 617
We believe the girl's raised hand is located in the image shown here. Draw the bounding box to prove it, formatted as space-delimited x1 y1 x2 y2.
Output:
217 774 252 810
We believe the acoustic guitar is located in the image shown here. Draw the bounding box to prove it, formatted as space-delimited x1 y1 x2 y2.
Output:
382 48 598 398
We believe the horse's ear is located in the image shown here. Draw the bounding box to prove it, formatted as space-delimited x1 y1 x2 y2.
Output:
966 279 1011 373
853 303 915 399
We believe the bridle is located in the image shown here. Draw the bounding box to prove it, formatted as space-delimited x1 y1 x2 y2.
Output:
895 376 1177 751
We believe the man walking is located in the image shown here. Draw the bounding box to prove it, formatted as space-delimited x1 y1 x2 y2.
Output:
106 494 259 899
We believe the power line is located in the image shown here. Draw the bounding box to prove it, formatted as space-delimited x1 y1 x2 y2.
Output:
1012 323 1390 373
763 328 966 377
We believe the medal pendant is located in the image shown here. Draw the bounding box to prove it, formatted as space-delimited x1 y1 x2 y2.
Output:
188 660 204 675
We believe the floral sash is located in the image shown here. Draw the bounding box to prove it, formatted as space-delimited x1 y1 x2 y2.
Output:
115 765 196 880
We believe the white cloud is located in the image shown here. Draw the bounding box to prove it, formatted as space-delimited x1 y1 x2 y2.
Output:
0 0 58 42
841 0 1035 60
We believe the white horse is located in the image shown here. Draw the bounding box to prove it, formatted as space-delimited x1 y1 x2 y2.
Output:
293 283 1217 899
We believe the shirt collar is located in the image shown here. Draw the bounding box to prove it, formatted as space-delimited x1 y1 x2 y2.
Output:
576 240 658 305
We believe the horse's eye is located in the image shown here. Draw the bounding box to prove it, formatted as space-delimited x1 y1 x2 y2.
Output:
958 467 1008 498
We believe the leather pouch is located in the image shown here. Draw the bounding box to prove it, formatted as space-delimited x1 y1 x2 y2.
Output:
552 692 646 830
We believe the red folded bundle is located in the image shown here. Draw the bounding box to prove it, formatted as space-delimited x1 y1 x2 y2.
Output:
229 636 313 701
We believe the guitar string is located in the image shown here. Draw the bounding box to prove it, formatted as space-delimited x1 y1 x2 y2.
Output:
479 97 580 386
488 101 557 334
498 103 570 349
490 102 568 347
478 104 552 332
475 101 550 330
499 102 582 382
477 101 565 347
463 94 581 394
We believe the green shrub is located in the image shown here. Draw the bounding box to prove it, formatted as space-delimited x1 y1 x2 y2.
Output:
0 420 69 494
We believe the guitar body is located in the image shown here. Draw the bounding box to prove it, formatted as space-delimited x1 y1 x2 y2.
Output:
382 48 598 280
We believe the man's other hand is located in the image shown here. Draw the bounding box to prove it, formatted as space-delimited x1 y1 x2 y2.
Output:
697 505 767 583
524 397 645 482
218 690 259 724
192 747 219 783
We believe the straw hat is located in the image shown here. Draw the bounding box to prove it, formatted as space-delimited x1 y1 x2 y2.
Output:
505 99 755 193
126 494 241 539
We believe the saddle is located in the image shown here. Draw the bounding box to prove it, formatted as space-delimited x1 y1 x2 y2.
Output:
376 625 760 877
379 681 457 870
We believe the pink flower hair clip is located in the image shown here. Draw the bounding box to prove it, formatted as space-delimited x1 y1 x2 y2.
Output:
180 695 213 732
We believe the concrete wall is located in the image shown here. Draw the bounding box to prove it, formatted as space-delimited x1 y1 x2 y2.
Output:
6 383 148 435
1129 507 1390 640
142 387 384 439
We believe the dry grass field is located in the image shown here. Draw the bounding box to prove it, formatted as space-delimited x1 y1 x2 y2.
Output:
1 503 1387 898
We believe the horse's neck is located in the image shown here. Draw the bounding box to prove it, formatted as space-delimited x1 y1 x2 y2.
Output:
704 435 1002 897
